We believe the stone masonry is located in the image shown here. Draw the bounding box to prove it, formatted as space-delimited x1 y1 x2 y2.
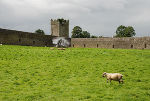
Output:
71 37 150 49
0 28 71 47
51 19 69 38
0 18 150 49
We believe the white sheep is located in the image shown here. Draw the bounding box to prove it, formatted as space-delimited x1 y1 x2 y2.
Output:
102 72 123 83
50 47 55 50
58 48 66 50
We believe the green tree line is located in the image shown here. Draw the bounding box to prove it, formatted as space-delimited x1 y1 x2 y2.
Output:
71 25 136 38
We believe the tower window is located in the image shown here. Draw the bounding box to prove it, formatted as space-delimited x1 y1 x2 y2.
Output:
73 44 74 47
97 44 98 48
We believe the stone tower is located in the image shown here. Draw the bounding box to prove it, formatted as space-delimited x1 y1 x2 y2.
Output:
51 19 69 38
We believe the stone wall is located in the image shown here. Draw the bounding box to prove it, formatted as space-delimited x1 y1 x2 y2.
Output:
0 28 71 47
1 28 150 49
71 37 150 49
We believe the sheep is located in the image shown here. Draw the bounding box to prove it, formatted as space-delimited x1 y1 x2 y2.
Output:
50 47 55 50
0 44 2 45
102 72 123 83
58 48 66 50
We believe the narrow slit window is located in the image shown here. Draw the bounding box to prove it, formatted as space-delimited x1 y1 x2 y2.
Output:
112 45 114 48
131 45 133 48
45 42 47 46
84 44 86 47
33 41 35 45
19 39 21 42
97 44 98 48
145 44 147 48
73 44 74 47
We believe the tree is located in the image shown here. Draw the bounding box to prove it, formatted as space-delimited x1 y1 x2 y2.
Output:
91 35 98 38
71 26 82 38
115 25 136 37
99 36 103 38
82 31 90 38
35 29 45 35
71 26 92 38
125 26 136 37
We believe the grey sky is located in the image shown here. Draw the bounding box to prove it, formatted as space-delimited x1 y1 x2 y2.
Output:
0 0 150 37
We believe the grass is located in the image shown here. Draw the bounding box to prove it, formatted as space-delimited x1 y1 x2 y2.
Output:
0 45 150 101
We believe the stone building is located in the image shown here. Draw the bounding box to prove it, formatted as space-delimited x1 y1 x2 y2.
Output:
0 18 150 49
0 19 70 47
51 19 69 38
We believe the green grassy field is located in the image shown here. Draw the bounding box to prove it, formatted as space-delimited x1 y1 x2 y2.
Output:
0 45 150 101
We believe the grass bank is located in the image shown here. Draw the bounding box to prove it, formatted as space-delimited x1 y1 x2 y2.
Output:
0 45 150 101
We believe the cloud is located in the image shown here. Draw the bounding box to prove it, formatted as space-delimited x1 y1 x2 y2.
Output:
0 0 150 36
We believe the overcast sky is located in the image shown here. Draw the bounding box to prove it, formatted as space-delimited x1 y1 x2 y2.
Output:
0 0 150 37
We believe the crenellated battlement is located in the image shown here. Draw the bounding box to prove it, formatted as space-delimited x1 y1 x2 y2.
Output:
51 19 69 25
